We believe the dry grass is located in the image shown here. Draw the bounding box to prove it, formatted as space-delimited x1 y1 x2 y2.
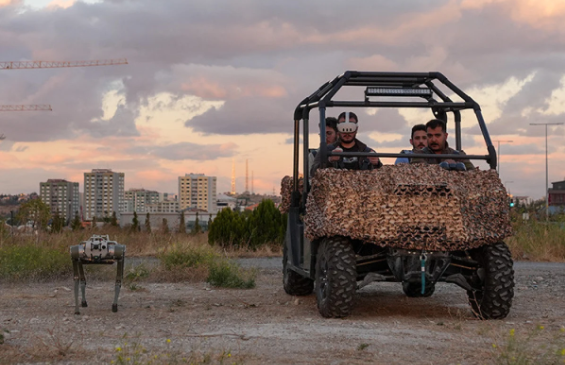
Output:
506 220 565 262
0 228 281 258
1 220 563 263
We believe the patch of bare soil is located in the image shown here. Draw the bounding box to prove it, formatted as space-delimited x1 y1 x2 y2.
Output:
1 261 565 365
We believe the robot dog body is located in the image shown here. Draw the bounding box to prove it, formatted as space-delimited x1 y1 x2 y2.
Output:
70 235 125 314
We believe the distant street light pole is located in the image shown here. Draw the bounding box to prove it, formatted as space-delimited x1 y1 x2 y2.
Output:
496 140 513 177
504 180 514 196
529 122 564 221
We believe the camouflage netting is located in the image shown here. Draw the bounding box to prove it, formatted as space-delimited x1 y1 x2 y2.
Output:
281 164 512 251
280 176 294 214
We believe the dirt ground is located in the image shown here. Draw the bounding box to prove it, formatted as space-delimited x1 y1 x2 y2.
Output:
1 259 565 365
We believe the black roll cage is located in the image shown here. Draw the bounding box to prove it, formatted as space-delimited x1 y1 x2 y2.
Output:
292 71 497 205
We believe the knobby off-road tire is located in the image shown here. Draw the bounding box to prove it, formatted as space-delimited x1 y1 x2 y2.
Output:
315 236 357 318
468 242 514 320
402 281 435 298
283 244 314 296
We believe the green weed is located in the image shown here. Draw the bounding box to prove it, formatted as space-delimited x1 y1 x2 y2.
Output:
490 325 565 365
159 245 217 270
207 259 256 289
357 343 369 351
0 244 70 281
111 337 244 364
125 264 151 283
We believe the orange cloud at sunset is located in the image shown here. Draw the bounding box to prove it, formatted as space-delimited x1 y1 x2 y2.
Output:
181 77 286 100
462 0 565 30
47 0 74 9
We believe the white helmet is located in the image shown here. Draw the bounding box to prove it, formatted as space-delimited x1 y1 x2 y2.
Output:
337 111 358 133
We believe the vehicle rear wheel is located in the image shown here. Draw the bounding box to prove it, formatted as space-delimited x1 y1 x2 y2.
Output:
283 243 314 296
315 236 357 318
402 281 435 297
467 242 514 320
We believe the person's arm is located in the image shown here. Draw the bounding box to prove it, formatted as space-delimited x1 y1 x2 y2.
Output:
458 150 475 170
367 148 383 168
395 150 410 165
410 149 427 164
308 151 316 176
311 146 333 176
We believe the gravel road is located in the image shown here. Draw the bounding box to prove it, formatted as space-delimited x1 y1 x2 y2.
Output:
1 258 564 364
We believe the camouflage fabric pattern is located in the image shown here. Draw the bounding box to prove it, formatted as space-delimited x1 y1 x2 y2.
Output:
285 164 512 251
280 176 294 213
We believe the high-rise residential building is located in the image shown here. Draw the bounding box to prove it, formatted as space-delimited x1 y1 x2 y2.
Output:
39 179 80 223
178 173 217 213
83 169 125 221
124 189 160 213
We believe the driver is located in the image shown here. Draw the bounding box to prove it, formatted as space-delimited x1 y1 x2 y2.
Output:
412 119 475 170
311 111 382 175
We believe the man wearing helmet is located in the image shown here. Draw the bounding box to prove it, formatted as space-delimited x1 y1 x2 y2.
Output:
311 111 382 175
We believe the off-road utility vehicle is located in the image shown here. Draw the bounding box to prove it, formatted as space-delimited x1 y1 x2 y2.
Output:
281 71 514 319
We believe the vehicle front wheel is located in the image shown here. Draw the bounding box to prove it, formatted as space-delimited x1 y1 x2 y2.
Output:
283 244 314 296
467 242 514 320
315 236 357 318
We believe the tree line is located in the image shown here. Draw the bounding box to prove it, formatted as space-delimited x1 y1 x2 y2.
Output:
5 198 287 248
208 199 286 249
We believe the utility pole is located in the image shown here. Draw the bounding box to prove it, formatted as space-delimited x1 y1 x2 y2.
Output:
231 159 236 195
529 122 564 221
496 140 513 177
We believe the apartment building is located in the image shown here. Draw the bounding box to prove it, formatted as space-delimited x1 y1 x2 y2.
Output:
83 169 125 221
178 173 217 213
549 180 565 208
146 201 179 213
124 189 160 213
39 179 80 222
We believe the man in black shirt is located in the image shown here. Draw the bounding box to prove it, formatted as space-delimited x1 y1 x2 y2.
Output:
311 111 382 175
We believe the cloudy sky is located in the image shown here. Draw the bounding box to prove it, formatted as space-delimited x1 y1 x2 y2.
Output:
0 0 564 199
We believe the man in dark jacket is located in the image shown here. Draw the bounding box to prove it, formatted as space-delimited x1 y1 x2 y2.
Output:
411 119 474 170
310 111 382 175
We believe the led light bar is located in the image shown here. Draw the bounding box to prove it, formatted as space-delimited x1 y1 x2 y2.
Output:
365 87 433 97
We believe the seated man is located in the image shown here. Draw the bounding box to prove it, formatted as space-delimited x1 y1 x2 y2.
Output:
308 117 338 172
411 119 474 170
395 124 428 165
311 111 382 176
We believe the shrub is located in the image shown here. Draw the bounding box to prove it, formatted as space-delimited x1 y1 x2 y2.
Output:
159 245 216 270
124 263 151 283
207 259 256 289
208 200 286 249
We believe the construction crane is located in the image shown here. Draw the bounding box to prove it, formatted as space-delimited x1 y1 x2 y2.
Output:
0 104 52 111
1 58 126 139
0 59 127 110
0 58 128 70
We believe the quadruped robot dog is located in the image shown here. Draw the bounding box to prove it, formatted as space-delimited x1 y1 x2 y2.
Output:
70 235 126 315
